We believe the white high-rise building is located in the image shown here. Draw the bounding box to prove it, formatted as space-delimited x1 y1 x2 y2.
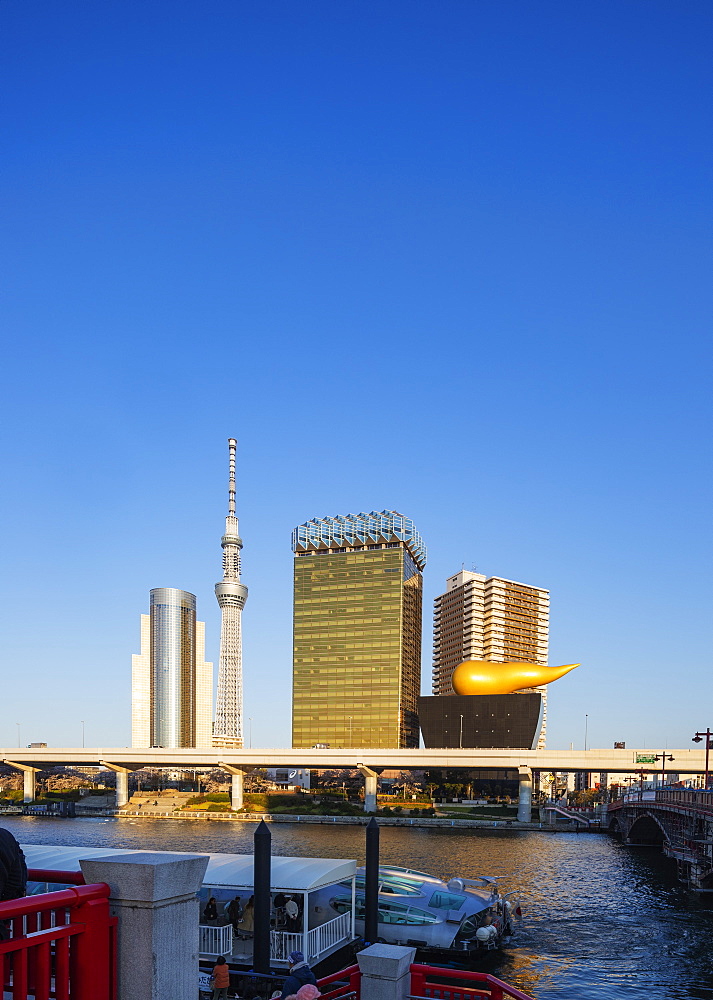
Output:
213 438 248 748
131 588 213 748
432 569 550 746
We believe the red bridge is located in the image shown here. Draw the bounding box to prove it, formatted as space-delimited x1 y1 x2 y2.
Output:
607 788 713 891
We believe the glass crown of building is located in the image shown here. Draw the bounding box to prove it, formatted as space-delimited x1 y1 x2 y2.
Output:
291 509 427 570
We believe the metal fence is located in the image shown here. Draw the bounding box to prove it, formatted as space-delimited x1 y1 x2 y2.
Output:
200 923 234 957
307 912 352 961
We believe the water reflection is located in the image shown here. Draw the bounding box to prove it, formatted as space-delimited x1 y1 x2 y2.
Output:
4 818 713 999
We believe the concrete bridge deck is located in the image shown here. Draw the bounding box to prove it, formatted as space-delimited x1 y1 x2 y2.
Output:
1 744 705 772
2 745 707 815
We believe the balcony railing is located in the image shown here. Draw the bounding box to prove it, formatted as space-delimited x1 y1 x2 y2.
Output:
200 923 234 957
270 929 303 962
0 881 116 1000
307 912 352 961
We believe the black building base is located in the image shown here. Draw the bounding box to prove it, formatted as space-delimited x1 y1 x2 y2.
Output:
418 692 543 750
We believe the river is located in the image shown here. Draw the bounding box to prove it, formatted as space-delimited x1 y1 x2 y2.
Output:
2 816 712 999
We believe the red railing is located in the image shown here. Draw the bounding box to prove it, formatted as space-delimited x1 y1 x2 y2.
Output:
27 870 86 887
410 963 533 1000
318 962 361 1000
0 882 116 1000
318 962 534 1000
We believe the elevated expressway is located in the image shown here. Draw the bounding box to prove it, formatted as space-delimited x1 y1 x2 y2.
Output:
2 746 707 816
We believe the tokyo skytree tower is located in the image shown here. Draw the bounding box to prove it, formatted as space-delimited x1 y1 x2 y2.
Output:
213 438 248 748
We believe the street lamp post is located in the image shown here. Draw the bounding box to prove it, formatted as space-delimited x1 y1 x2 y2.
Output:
636 768 647 801
459 715 463 749
692 730 713 790
654 752 675 787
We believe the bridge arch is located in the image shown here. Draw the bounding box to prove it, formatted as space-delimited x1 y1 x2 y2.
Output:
627 812 668 846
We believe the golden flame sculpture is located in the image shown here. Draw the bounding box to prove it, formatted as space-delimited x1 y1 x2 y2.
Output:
451 659 580 696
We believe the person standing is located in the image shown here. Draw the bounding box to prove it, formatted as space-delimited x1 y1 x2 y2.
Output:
0 827 27 941
210 955 230 999
227 894 243 933
280 951 316 1000
240 894 255 937
285 895 300 931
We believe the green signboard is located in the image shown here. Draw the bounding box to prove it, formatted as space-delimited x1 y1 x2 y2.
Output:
636 754 657 764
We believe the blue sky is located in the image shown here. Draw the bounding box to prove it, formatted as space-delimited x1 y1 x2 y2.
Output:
1 1 710 753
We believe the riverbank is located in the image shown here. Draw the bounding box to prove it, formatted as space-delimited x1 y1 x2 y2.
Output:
69 807 593 832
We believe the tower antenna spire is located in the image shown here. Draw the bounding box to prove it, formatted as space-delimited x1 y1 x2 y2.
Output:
228 437 236 517
213 438 248 748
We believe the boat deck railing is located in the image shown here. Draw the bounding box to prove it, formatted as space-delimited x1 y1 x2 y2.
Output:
200 911 354 964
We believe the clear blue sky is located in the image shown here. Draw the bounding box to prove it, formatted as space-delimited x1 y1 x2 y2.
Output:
1 1 710 753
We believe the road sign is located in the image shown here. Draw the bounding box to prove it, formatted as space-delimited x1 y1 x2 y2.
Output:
636 754 657 764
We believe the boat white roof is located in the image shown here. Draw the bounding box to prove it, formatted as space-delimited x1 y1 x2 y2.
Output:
22 844 356 893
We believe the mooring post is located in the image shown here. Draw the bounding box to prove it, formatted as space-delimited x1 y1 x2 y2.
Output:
365 816 380 944
253 819 271 973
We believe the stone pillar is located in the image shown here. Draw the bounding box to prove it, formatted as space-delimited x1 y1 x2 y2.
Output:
79 851 209 1000
116 771 129 808
219 763 246 810
232 772 244 809
100 761 134 809
2 761 40 803
23 768 36 803
357 943 415 1000
518 766 532 823
358 764 379 813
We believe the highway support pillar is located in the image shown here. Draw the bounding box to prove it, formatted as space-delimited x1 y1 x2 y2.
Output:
100 761 134 809
219 763 246 810
358 763 379 813
518 766 532 823
3 760 41 802
79 850 208 1000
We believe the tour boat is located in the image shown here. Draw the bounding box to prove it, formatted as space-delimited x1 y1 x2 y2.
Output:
22 847 515 970
329 864 517 961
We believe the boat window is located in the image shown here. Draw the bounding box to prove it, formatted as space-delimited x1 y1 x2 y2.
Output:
355 874 422 896
378 877 423 896
405 906 439 926
329 895 352 915
380 866 434 879
429 891 466 910
378 902 411 924
456 914 481 939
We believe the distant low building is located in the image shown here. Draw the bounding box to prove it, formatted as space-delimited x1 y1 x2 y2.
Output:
266 767 311 790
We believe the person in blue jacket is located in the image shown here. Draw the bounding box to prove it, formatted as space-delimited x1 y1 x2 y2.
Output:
279 951 317 1000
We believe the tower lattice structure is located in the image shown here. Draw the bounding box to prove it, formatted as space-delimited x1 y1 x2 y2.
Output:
213 438 248 748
